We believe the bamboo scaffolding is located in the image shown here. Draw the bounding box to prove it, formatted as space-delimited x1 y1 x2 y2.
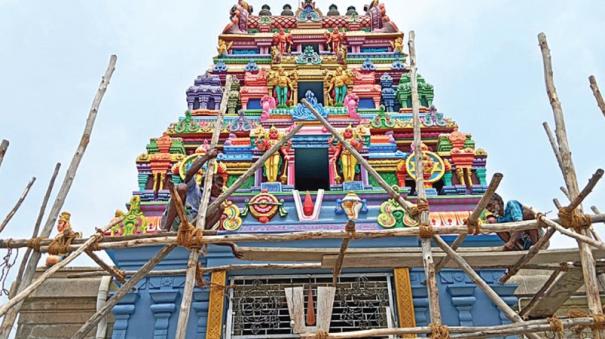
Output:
0 140 8 171
590 75 605 118
0 177 36 233
84 250 125 284
72 244 177 339
435 173 503 271
0 56 117 337
331 220 355 286
539 32 605 338
518 265 566 317
175 75 234 339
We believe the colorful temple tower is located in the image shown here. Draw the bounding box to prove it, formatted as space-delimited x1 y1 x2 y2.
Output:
105 1 515 337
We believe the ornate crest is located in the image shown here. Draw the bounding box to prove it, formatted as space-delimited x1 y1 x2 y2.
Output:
241 190 287 223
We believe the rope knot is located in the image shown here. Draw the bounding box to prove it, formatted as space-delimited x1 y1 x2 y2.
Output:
195 264 205 288
558 207 591 232
419 225 434 239
464 218 481 235
176 221 204 249
47 229 80 256
409 198 430 218
593 314 605 329
26 237 45 252
314 330 329 339
548 316 564 334
430 323 450 339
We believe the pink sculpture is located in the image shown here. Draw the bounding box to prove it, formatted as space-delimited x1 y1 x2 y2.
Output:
344 93 360 119
260 95 276 121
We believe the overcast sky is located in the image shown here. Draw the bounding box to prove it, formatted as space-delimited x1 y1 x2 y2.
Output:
0 0 604 285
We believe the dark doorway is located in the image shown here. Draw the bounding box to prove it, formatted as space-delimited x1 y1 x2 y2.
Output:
295 148 330 191
298 82 324 105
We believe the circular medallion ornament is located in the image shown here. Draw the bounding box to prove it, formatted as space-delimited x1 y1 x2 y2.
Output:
405 151 446 183
245 190 286 224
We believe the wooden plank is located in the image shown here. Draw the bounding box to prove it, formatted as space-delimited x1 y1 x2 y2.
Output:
285 286 306 334
316 286 336 332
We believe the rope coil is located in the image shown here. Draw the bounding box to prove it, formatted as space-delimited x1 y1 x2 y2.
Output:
26 237 45 252
465 218 481 236
419 225 434 239
558 207 592 232
176 220 204 249
548 316 564 335
47 229 80 256
430 323 450 339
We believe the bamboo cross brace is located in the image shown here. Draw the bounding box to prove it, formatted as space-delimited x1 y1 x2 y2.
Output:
589 75 605 118
0 55 116 335
175 75 233 339
433 234 541 339
518 265 566 317
0 177 36 233
72 244 177 339
499 227 556 283
332 220 355 286
0 140 8 171
85 250 125 284
539 33 604 325
300 101 415 215
542 122 564 172
208 123 303 221
436 173 503 271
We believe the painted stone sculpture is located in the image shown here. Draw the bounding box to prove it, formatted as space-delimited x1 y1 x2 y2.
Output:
326 66 353 106
268 67 298 108
405 144 446 189
325 26 347 53
221 201 243 231
329 125 364 183
46 211 82 267
255 126 291 183
377 190 419 228
242 190 287 223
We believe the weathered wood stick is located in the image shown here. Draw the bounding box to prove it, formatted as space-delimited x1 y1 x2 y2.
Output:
499 227 556 283
175 75 234 339
0 55 117 337
208 123 303 221
540 214 605 249
518 266 564 317
408 29 442 327
567 168 604 211
436 173 503 271
0 140 8 171
302 99 416 215
85 250 125 284
560 186 570 200
539 33 604 328
589 75 605 118
11 163 61 303
332 220 355 286
542 122 563 171
0 177 36 233
433 234 540 339
72 244 176 339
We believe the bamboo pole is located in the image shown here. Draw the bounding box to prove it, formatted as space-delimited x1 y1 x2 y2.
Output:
589 75 605 118
407 29 442 327
175 74 234 339
300 104 416 214
72 244 176 339
499 227 556 283
332 220 355 286
85 250 125 284
539 33 604 336
433 234 540 339
518 266 565 317
208 123 303 222
566 168 604 211
0 177 36 233
0 55 117 338
435 173 503 271
543 122 563 170
0 140 8 171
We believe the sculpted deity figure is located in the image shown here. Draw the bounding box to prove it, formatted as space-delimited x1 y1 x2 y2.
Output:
326 66 353 106
255 126 291 183
329 125 364 183
391 37 404 54
223 0 253 34
217 39 233 56
325 26 347 53
268 67 298 108
46 212 82 266
272 27 294 56
343 93 360 119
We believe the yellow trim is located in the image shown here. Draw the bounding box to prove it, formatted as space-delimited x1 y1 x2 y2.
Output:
394 268 416 338
206 270 227 339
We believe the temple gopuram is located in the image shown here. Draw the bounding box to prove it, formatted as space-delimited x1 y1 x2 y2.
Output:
21 1 530 338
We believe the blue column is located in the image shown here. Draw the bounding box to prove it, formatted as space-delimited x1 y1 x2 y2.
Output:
410 270 429 326
491 285 518 339
112 293 138 339
149 291 179 339
447 285 477 326
192 290 211 335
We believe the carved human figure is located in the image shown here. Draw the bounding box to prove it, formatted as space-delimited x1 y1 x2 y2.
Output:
217 39 233 56
325 26 347 53
269 67 297 108
223 0 253 34
329 126 364 182
255 126 290 183
260 95 276 121
343 93 360 119
391 37 404 54
46 212 80 266
272 27 293 55
327 66 353 106
271 46 282 64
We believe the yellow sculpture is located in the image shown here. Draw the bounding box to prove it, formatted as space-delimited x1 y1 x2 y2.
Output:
255 126 291 183
326 66 353 106
268 67 298 108
391 37 404 54
217 39 233 56
329 125 364 183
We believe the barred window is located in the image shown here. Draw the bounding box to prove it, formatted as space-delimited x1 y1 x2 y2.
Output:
226 274 395 338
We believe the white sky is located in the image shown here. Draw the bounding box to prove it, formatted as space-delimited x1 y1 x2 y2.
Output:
0 0 603 305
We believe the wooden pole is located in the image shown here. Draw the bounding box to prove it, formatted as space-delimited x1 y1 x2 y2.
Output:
435 173 503 271
0 55 116 338
407 30 442 327
542 122 563 171
299 104 416 214
539 33 604 335
589 75 605 118
175 74 234 339
566 168 604 211
433 235 540 339
85 250 125 283
208 123 303 222
332 220 355 286
499 227 556 283
0 177 36 233
0 140 8 172
518 266 565 317
72 244 176 339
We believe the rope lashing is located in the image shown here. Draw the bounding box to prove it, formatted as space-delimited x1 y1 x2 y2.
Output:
558 206 592 232
410 198 430 218
47 229 80 256
465 218 482 235
430 323 450 339
548 315 564 336
419 225 434 239
176 220 204 249
314 330 329 339
26 237 45 252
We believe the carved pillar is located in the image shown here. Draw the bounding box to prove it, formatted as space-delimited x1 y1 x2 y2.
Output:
138 173 149 191
206 270 227 339
286 149 295 186
360 166 369 186
410 271 429 326
447 285 476 326
111 293 138 339
394 268 416 338
491 284 518 339
192 290 210 335
149 291 179 339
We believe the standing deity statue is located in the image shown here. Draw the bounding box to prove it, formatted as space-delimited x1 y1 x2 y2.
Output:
325 26 347 53
223 0 253 34
391 37 404 54
217 39 233 56
268 67 298 108
326 66 353 106
272 27 294 56
255 126 291 183
329 125 364 183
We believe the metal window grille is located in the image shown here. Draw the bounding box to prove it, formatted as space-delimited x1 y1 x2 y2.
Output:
227 273 394 339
